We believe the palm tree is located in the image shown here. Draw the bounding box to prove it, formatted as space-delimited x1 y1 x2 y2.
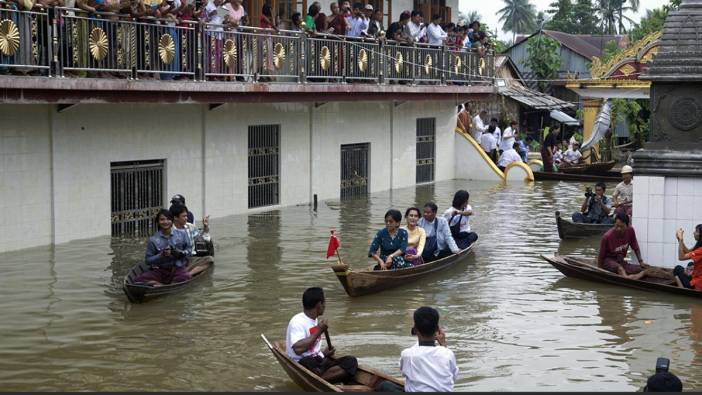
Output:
458 10 482 26
595 0 639 34
617 0 639 33
498 0 538 42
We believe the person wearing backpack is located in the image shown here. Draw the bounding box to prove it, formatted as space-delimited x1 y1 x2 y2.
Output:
442 190 478 249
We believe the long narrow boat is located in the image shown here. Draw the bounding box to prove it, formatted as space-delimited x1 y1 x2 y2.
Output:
559 160 617 175
555 210 612 239
541 255 702 298
331 244 475 297
122 257 215 303
261 334 404 392
533 171 620 183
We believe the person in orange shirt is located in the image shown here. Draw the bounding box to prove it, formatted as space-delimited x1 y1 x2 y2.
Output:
673 224 702 290
456 104 471 134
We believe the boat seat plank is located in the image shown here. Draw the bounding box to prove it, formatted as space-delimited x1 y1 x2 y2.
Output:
336 384 373 392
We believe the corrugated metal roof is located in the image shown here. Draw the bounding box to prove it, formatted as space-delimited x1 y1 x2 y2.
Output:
506 31 625 61
498 85 575 110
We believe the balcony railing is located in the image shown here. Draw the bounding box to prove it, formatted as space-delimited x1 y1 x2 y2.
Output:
0 4 495 85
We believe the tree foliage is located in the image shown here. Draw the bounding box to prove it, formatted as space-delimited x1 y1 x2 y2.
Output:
498 0 538 41
523 35 561 92
545 0 598 34
458 10 482 26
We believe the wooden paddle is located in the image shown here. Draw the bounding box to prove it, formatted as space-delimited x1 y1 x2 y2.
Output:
323 329 332 349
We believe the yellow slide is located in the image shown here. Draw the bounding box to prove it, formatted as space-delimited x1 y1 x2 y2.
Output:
454 128 534 183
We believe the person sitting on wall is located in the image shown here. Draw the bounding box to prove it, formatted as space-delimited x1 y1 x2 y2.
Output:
418 202 461 262
561 141 583 166
497 142 523 172
402 207 426 266
442 190 478 249
374 306 458 392
170 204 213 276
612 165 634 217
170 194 194 223
135 209 193 286
369 209 411 270
286 287 358 383
673 225 702 290
597 213 651 280
572 182 613 224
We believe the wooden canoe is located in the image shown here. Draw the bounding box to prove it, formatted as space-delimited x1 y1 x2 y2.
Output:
122 256 215 303
533 171 620 183
541 255 702 298
261 334 404 392
331 244 475 297
555 210 612 240
559 160 617 175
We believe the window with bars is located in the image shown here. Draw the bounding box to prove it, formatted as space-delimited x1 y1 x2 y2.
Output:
110 160 165 237
248 124 280 209
416 118 435 184
340 143 370 200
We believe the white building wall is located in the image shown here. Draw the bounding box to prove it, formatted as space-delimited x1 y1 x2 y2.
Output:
1 100 458 253
0 105 53 253
633 176 702 268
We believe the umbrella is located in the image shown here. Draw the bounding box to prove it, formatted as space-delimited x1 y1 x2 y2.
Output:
581 100 612 151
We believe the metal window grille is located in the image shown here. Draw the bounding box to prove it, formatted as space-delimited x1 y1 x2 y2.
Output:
111 160 165 237
340 143 370 200
248 124 280 208
416 118 435 184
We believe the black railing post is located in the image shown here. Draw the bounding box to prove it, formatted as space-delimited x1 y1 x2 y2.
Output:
299 32 306 83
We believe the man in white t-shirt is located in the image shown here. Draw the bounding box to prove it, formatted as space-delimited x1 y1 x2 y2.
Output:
471 110 488 141
480 128 497 161
375 306 458 392
497 142 523 171
499 120 517 153
561 141 583 166
489 118 502 147
286 287 358 383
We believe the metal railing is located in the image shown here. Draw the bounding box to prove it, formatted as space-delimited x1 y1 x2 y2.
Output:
0 4 495 84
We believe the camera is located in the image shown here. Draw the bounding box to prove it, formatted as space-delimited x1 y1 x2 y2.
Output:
172 248 186 259
584 187 594 198
655 357 670 373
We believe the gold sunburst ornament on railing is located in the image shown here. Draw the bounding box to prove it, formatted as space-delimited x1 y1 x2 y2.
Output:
89 27 108 61
320 46 331 71
453 55 462 74
223 39 237 66
0 19 20 57
479 57 486 76
424 54 432 75
273 42 285 70
159 33 175 65
357 48 368 72
394 52 403 73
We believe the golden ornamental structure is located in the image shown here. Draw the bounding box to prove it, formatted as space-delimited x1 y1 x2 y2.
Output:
453 55 461 74
394 51 403 73
357 48 368 72
319 45 330 71
223 39 237 67
479 58 486 76
273 42 285 70
423 54 432 75
589 31 662 80
158 33 175 65
89 27 109 61
0 19 20 57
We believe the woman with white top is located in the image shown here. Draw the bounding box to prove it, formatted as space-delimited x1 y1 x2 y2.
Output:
442 190 478 249
499 120 517 153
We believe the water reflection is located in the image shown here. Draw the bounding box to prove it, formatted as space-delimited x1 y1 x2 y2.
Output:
0 179 699 391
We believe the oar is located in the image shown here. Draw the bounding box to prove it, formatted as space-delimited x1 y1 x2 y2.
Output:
323 329 332 349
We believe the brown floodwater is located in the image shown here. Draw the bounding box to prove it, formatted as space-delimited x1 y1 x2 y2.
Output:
1 179 701 391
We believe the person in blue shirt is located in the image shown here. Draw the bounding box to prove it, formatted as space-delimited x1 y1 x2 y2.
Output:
134 209 193 286
369 209 411 270
516 132 529 162
418 202 461 262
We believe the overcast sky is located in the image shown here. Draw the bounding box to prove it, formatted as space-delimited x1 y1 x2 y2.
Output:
459 0 670 41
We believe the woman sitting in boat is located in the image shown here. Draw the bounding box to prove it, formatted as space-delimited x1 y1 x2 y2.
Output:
369 209 411 270
673 225 702 290
597 213 650 280
135 209 193 286
572 182 613 224
443 190 478 249
402 207 426 266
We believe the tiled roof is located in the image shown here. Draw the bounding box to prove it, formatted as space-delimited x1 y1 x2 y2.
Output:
511 30 625 60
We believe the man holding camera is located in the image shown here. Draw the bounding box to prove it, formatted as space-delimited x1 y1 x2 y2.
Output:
643 357 682 392
572 182 613 224
375 306 458 392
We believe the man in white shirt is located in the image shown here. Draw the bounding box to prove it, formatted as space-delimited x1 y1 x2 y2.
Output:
346 2 365 37
499 120 517 153
426 14 447 45
497 142 523 171
561 141 583 166
489 118 501 147
404 10 425 42
471 110 488 140
286 287 358 383
480 128 497 162
375 306 458 392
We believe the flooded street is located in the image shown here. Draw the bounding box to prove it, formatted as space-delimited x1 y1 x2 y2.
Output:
1 179 701 391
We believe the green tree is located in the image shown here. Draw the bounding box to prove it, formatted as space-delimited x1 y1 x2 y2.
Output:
498 0 538 42
458 10 482 26
573 0 599 33
523 34 561 92
545 0 598 34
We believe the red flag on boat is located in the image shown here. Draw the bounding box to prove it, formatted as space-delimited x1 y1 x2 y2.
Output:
326 230 340 259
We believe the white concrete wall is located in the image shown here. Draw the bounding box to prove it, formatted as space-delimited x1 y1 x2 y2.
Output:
633 176 702 267
0 100 459 253
454 132 502 182
0 105 53 253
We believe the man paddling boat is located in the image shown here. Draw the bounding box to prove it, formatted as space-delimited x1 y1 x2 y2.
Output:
597 213 650 280
286 287 358 384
